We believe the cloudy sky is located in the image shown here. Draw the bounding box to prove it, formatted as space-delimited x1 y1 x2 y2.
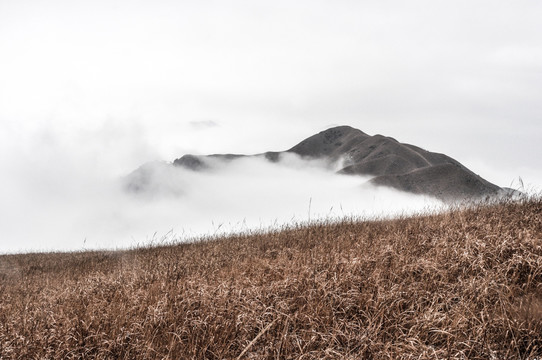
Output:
1 0 541 252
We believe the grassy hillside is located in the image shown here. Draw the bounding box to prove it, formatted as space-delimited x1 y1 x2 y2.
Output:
1 197 541 359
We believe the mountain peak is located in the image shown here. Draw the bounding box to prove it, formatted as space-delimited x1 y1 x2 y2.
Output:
287 125 369 159
127 125 502 202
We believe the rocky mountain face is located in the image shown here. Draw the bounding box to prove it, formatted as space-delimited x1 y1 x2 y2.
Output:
128 125 503 201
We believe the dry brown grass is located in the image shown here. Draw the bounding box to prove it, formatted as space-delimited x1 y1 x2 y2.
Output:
1 197 542 359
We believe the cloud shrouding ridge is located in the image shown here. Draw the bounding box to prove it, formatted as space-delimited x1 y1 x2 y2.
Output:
0 153 442 254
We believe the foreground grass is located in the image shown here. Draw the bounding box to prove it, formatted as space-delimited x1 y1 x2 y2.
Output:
1 198 542 359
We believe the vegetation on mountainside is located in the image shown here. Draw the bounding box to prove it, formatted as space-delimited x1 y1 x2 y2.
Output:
1 197 541 359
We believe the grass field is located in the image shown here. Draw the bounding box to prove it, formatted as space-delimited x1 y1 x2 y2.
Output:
1 197 541 359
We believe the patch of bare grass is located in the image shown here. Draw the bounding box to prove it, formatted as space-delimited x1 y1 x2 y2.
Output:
1 197 542 359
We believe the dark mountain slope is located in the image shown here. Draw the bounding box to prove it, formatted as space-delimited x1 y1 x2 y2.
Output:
279 126 501 200
286 125 370 159
370 163 501 201
129 125 502 201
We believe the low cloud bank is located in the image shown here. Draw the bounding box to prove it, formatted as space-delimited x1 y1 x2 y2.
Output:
1 152 442 254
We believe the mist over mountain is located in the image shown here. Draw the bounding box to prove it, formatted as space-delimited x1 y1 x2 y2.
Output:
127 125 503 202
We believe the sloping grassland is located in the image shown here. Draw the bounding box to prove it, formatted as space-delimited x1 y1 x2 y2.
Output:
1 198 541 359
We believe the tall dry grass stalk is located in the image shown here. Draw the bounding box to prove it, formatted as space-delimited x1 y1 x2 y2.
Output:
1 197 541 359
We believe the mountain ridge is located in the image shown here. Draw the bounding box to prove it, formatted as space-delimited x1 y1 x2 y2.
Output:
129 125 502 201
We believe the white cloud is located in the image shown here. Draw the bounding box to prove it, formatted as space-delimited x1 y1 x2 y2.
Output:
189 120 220 129
0 151 441 253
0 0 541 251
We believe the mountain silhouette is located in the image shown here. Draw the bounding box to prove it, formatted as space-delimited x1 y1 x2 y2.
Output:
128 125 503 201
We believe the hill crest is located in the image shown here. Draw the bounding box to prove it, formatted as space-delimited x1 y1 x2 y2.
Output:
128 125 502 201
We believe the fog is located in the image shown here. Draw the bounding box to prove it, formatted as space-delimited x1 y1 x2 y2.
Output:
0 144 442 253
1 0 541 252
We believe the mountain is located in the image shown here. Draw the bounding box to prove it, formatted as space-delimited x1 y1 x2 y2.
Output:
283 126 502 200
127 125 503 201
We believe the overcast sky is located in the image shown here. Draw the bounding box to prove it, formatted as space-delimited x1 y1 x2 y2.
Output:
1 0 541 252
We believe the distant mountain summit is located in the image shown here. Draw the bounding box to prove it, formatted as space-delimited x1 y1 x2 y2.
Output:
127 125 503 201
284 125 502 200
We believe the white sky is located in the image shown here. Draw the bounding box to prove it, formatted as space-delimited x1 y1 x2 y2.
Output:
1 0 541 252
